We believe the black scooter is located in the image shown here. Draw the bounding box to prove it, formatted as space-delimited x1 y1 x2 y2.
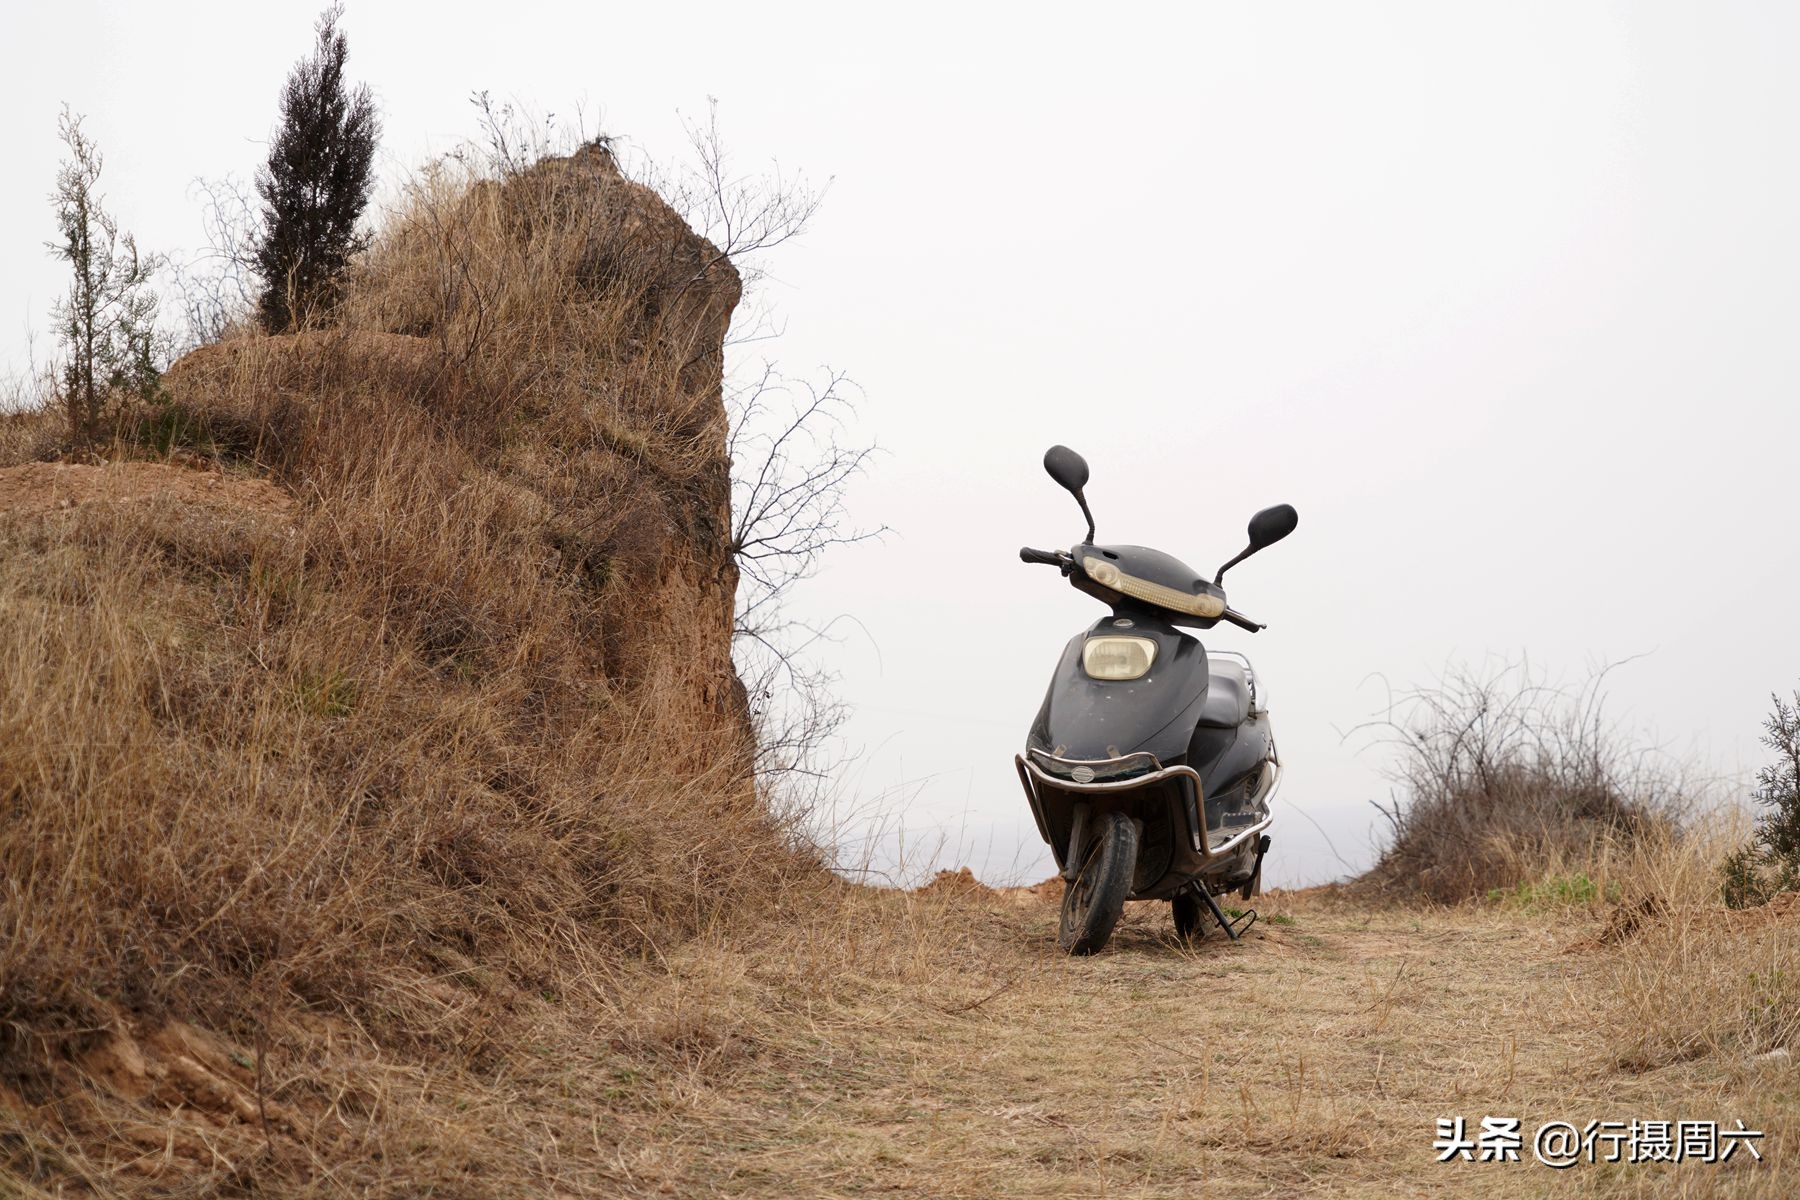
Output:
1015 446 1298 954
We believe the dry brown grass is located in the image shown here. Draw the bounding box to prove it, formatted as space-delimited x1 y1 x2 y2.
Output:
6 767 1797 1197
1582 825 1800 1077
0 142 818 1193
0 405 60 465
582 877 1795 1199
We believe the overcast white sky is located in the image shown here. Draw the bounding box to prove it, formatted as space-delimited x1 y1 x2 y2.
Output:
5 2 1798 886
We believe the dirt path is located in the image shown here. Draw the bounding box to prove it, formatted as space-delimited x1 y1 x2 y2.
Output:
610 892 1793 1199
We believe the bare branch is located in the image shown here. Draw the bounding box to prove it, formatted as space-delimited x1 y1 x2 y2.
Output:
169 174 260 349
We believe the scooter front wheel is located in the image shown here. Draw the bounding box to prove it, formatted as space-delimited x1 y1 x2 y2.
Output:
1059 809 1139 955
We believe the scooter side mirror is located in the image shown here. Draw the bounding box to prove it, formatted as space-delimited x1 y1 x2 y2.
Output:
1042 445 1097 543
1247 504 1299 551
1215 503 1299 584
1043 445 1090 494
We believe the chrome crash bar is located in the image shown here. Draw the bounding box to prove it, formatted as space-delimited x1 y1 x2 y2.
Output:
1014 754 1275 864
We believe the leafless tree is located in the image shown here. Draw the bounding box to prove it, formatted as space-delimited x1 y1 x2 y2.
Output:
643 98 826 325
641 106 878 782
168 174 261 349
728 365 881 627
726 364 883 779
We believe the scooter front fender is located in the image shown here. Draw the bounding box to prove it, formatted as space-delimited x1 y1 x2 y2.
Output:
1025 613 1209 765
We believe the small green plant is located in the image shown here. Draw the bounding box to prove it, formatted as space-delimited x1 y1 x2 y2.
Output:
602 1067 642 1101
293 666 358 718
1267 914 1295 926
1486 873 1617 909
131 400 217 457
1721 690 1800 908
1720 844 1774 910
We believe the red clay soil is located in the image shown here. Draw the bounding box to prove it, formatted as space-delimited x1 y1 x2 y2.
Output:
918 867 999 899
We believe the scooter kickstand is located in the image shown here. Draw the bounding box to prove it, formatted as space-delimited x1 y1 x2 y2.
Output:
1196 887 1256 941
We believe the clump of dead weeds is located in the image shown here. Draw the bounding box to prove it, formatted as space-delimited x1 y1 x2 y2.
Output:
1353 661 1691 905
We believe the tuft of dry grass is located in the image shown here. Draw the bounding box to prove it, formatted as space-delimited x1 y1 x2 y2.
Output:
1585 824 1800 1073
0 405 60 464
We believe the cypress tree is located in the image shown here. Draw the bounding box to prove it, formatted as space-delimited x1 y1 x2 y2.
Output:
253 3 379 332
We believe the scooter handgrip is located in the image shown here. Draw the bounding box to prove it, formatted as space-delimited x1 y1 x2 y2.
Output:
1019 547 1062 566
1222 607 1266 633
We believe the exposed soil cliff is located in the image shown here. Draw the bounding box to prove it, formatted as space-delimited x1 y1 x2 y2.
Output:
0 144 799 1193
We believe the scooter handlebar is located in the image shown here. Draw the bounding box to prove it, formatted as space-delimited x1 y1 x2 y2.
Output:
1020 549 1265 628
1221 607 1266 633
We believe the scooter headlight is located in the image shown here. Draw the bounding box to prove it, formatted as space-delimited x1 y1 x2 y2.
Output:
1081 636 1157 681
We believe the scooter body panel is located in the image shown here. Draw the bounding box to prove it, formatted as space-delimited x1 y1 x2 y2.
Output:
1021 609 1274 900
1026 612 1209 765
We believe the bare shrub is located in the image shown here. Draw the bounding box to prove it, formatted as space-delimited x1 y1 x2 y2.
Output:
647 98 825 331
47 108 165 449
0 346 62 464
1356 659 1690 904
169 174 262 349
727 364 881 783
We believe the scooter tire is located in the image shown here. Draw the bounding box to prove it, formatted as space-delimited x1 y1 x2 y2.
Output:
1058 809 1139 955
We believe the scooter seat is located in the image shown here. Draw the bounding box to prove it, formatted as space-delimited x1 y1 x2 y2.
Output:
1197 661 1251 728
